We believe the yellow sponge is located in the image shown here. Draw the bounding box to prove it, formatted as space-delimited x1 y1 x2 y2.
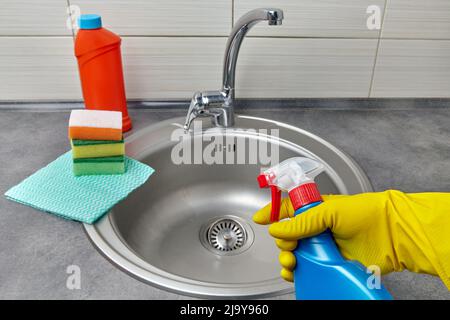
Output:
71 139 124 159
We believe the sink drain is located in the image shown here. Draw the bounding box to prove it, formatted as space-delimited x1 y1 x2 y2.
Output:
209 219 245 251
200 216 254 256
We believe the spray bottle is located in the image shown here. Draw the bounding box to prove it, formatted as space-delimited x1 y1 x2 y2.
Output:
257 157 392 300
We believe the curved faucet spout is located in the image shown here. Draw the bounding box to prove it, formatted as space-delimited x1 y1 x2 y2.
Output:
222 8 284 97
183 8 284 131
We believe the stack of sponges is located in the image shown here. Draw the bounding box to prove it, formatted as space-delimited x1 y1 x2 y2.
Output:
69 110 125 176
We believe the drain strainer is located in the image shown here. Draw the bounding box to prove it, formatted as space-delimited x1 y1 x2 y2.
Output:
209 219 245 251
200 215 254 256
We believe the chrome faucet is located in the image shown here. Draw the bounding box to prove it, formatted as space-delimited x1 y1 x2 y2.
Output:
183 8 284 131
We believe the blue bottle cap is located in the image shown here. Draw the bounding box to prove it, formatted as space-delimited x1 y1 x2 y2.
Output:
78 14 102 30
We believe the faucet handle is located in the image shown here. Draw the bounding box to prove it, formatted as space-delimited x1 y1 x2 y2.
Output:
183 92 203 131
183 90 229 131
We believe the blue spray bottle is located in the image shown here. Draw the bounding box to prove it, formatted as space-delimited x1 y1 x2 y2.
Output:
257 157 393 300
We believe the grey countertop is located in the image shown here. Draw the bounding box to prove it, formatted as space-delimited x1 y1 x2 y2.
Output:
0 104 449 299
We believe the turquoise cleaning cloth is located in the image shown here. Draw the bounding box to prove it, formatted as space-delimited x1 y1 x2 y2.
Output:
4 151 154 224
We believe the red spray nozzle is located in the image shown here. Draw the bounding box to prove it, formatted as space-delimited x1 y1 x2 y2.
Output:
257 158 325 222
257 174 269 188
257 174 282 222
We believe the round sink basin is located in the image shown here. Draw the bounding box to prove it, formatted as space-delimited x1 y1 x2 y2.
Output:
84 115 372 298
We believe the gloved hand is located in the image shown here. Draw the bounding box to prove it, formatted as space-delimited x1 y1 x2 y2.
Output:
253 190 450 289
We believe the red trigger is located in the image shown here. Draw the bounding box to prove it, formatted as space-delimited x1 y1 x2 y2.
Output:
270 186 282 222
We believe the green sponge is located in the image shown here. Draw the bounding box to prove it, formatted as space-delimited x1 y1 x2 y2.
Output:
73 156 125 176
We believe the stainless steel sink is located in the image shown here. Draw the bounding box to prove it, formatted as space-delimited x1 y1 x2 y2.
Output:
84 115 372 298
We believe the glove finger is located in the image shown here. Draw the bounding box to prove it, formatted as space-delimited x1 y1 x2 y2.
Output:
279 251 296 270
269 205 330 240
275 238 297 251
253 198 294 225
280 197 295 218
254 195 343 225
280 268 294 282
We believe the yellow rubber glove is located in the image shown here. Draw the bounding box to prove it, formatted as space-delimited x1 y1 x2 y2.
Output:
253 190 450 289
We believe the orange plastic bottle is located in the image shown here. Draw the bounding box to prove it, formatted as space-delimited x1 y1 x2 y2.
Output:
74 14 132 132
